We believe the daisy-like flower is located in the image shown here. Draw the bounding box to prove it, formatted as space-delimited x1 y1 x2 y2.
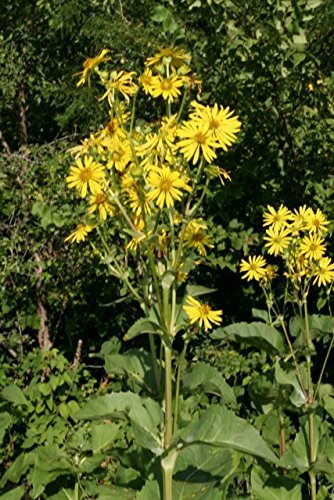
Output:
75 49 110 87
304 208 329 234
88 191 114 220
99 70 138 102
240 255 267 281
65 224 94 243
146 47 191 71
183 295 222 331
288 205 311 233
146 166 191 208
263 205 291 231
150 75 184 102
264 226 291 256
190 101 241 151
299 233 326 260
184 219 214 256
105 137 132 172
66 156 105 198
177 121 220 164
139 68 156 95
313 257 334 287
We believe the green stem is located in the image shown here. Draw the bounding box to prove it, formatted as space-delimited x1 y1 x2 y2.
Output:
176 88 189 122
314 317 334 399
148 333 161 395
162 465 173 500
278 405 286 457
129 90 138 134
173 339 188 434
164 345 173 449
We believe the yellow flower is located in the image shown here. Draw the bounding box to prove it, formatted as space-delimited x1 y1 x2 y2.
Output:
240 255 267 281
288 205 311 232
190 101 241 151
183 295 222 331
299 234 326 260
99 70 138 102
264 226 291 256
147 166 191 208
184 220 214 256
139 68 156 95
150 75 184 102
313 257 334 287
65 224 94 243
88 191 114 220
177 121 220 164
66 156 105 198
263 205 291 231
75 49 110 87
304 208 329 234
105 137 132 172
146 47 191 71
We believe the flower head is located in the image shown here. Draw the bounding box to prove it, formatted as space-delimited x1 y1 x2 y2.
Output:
299 234 326 260
65 224 94 243
66 156 105 198
263 226 291 256
177 121 219 164
75 49 110 87
184 220 213 256
183 295 222 331
150 75 184 102
263 205 291 231
88 191 114 220
147 166 191 208
99 70 138 102
240 255 267 281
146 47 191 71
304 208 329 234
313 257 334 287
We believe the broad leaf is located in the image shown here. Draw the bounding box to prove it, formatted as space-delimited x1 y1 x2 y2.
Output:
179 405 277 463
186 285 216 297
77 392 163 454
1 384 28 406
275 361 307 408
212 322 285 354
183 362 236 404
0 487 26 500
173 444 239 499
0 412 12 446
91 422 121 453
124 318 161 341
137 479 160 500
251 465 302 499
0 452 34 487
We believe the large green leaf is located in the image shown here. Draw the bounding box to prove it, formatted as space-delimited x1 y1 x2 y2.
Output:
91 421 121 453
136 479 160 500
251 465 302 499
0 487 25 500
77 392 163 454
183 362 236 404
1 384 28 406
0 452 34 487
275 361 307 408
212 322 285 354
124 318 161 341
31 445 74 499
104 348 161 394
179 405 277 463
173 444 240 499
0 412 12 446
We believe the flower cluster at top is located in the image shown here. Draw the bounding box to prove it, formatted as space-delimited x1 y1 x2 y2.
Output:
65 46 241 248
240 205 334 288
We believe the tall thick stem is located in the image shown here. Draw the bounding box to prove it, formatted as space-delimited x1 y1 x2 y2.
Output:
164 345 173 449
278 406 286 457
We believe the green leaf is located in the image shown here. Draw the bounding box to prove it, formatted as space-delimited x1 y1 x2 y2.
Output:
252 308 270 323
1 452 35 487
0 412 12 445
104 348 160 394
124 318 160 341
91 422 121 453
77 392 163 454
183 362 236 404
1 384 28 406
179 405 278 463
251 464 302 499
0 486 26 500
275 361 307 408
137 479 160 500
186 285 216 298
322 395 334 419
173 444 240 499
212 322 285 354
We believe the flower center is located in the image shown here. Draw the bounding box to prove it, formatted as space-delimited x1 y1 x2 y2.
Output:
161 79 172 91
209 119 220 130
80 167 93 182
159 177 173 192
200 303 211 316
195 132 206 144
94 193 106 205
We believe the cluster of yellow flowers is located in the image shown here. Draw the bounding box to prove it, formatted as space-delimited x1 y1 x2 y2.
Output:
240 205 334 287
66 47 241 331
